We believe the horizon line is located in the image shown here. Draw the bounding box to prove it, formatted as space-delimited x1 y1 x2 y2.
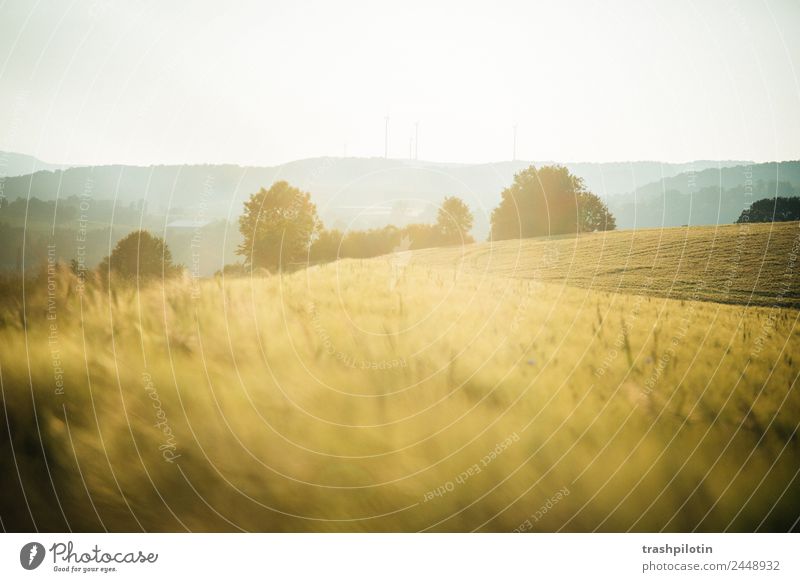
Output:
5 150 799 172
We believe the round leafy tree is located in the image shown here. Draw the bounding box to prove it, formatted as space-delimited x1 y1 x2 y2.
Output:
100 230 180 281
437 196 475 244
237 181 320 272
490 165 615 240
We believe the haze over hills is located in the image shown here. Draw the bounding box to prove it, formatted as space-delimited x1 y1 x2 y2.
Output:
607 161 800 228
3 153 800 275
0 153 758 231
0 150 70 178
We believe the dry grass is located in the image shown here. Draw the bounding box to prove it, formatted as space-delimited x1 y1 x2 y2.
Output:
0 223 799 532
410 221 800 308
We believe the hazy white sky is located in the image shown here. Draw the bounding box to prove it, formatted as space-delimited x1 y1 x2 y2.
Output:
0 0 799 166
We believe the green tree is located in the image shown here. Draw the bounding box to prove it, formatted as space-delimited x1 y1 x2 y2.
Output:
403 223 441 249
737 197 800 223
577 190 616 232
237 181 320 271
490 165 615 240
436 196 474 244
340 226 400 258
99 230 180 281
309 228 344 263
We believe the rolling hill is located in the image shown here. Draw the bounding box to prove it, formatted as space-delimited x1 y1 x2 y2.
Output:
0 223 797 532
3 154 799 278
408 221 800 308
607 162 800 229
0 156 756 238
0 151 69 177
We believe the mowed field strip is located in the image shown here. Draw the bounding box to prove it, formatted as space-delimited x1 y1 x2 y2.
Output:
407 221 800 308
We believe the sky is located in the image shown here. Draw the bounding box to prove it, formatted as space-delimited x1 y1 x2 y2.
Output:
0 0 799 167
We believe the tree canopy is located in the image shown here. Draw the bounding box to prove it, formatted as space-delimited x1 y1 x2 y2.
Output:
737 197 800 224
436 196 474 244
99 230 179 281
490 165 615 240
307 196 476 265
237 181 320 271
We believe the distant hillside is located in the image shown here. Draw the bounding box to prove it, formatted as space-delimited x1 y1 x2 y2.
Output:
0 151 69 177
0 156 751 239
4 155 797 275
607 161 800 229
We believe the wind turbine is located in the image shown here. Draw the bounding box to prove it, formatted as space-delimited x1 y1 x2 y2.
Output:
414 121 419 160
384 115 389 158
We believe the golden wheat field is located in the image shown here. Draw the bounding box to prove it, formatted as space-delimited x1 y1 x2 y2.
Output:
410 221 800 308
1 223 799 532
